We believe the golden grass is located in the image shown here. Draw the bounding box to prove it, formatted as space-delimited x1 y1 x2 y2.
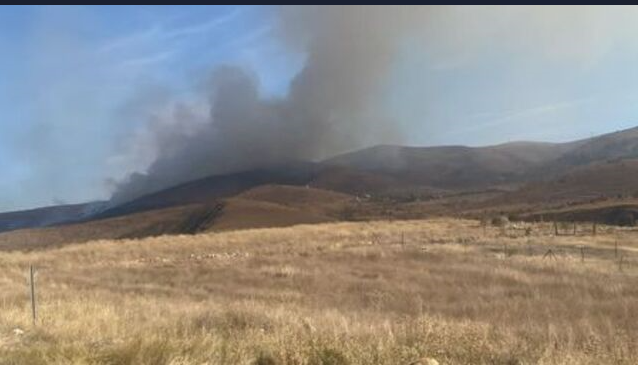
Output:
1 219 638 364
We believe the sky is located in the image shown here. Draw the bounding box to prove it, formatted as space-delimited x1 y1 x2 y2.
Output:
2 5 638 211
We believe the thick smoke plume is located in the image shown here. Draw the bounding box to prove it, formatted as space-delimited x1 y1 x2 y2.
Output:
111 6 429 203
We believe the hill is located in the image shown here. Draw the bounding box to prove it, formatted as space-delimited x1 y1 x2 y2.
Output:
0 185 355 250
323 127 638 192
324 141 577 190
5 126 638 238
495 158 638 207
212 185 354 231
95 162 320 220
0 202 106 233
549 126 638 169
0 203 218 250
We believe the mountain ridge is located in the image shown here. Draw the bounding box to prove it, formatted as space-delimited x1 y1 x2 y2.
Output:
4 126 638 235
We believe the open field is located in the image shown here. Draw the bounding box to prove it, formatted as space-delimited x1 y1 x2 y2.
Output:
1 219 638 364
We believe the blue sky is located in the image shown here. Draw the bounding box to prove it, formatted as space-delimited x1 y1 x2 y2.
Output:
2 5 638 211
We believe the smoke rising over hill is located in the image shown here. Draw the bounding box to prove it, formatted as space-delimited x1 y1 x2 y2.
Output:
111 5 638 204
111 6 426 204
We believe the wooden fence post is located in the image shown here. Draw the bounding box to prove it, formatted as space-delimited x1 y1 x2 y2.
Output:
573 221 577 235
554 221 558 236
580 246 585 263
615 240 618 259
543 248 556 260
592 222 597 236
29 265 36 326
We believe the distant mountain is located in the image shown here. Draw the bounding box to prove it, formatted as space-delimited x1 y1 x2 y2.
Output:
545 127 638 170
323 141 577 189
0 201 106 233
324 127 638 190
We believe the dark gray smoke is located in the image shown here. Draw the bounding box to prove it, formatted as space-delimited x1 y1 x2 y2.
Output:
111 6 430 204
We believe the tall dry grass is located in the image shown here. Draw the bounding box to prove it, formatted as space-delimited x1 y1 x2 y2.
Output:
0 219 637 364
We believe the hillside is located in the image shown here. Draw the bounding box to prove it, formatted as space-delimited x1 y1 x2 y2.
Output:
95 162 320 220
0 202 105 233
235 184 352 209
324 127 638 192
324 141 577 189
495 158 638 207
550 126 638 169
212 185 354 230
0 204 219 250
5 126 638 238
0 185 355 250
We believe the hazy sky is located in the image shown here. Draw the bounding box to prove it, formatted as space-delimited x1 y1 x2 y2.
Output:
3 5 638 211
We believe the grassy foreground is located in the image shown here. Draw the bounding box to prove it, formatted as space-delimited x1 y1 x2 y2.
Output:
0 219 637 364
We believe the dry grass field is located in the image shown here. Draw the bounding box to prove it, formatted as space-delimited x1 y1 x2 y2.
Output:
1 219 638 364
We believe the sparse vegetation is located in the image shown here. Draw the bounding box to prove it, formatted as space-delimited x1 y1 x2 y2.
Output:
1 219 638 364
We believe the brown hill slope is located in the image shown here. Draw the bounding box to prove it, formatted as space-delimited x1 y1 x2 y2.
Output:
0 185 354 250
492 159 638 208
212 185 354 231
237 184 352 207
95 162 319 220
309 165 441 197
5 126 638 236
0 203 220 250
212 198 335 231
